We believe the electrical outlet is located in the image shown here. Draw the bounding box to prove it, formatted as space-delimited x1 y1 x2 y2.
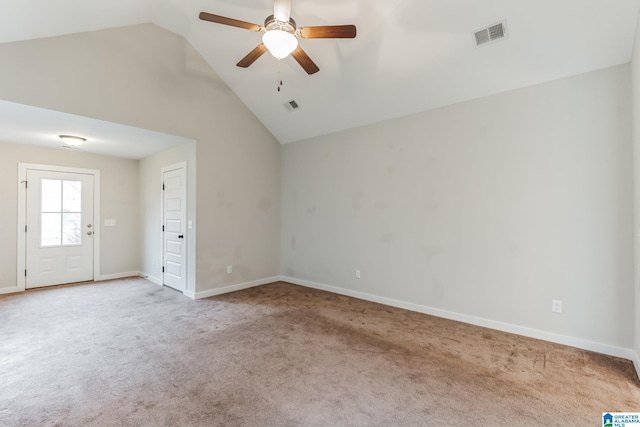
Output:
552 300 562 314
355 270 361 279
227 265 233 274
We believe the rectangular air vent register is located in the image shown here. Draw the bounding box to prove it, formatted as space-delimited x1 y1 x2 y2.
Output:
284 100 300 112
473 20 508 48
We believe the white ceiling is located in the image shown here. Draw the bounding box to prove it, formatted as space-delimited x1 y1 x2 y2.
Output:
0 100 193 159
0 0 638 147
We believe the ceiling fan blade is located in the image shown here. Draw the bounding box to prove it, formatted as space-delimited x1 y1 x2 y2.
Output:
237 43 268 68
291 46 319 75
299 25 357 39
199 12 262 32
273 0 292 23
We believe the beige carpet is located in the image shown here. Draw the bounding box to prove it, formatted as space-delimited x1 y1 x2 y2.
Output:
0 278 638 426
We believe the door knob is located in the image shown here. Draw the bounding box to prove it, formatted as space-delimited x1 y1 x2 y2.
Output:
87 231 93 236
178 234 184 239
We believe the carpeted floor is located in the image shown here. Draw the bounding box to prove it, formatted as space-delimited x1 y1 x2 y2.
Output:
0 278 638 426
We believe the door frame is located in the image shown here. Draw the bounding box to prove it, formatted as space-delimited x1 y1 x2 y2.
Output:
160 161 187 293
17 163 101 291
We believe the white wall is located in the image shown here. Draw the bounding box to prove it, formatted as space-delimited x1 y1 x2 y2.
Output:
281 64 634 352
631 13 640 370
0 24 281 293
0 141 139 290
139 142 196 292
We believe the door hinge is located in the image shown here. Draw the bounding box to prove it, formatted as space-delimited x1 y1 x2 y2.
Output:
25 225 27 233
162 267 165 273
24 269 27 277
162 183 165 191
162 225 165 232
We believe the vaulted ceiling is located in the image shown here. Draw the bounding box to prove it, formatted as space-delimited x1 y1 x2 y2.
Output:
1 0 639 144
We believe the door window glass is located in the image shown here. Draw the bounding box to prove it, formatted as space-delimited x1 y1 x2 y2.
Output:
41 179 82 247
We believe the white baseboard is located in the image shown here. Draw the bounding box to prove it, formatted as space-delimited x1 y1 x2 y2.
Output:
95 271 140 282
0 285 23 295
0 271 148 295
1 272 144 295
632 351 640 381
138 272 162 286
189 276 280 300
280 276 637 364
2 271 140 295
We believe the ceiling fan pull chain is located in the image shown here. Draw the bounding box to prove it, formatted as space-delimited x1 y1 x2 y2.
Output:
277 60 284 92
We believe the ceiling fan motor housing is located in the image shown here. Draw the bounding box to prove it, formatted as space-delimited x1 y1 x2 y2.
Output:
264 14 297 34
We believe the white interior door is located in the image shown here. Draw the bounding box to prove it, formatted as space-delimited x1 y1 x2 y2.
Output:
26 170 94 289
163 165 186 292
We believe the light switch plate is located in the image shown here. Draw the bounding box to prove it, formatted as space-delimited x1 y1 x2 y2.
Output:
104 219 116 227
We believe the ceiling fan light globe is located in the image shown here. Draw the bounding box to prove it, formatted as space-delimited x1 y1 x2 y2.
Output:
262 30 298 59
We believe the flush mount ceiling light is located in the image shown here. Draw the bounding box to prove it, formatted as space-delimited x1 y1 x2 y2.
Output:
58 135 87 147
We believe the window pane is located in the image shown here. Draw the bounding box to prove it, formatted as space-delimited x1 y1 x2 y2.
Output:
62 213 82 245
41 179 62 212
41 213 61 246
63 180 81 212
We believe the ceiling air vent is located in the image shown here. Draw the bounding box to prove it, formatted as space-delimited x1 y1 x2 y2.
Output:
473 20 508 48
284 100 300 112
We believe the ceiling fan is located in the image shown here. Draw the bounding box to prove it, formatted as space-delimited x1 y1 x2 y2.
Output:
199 0 356 75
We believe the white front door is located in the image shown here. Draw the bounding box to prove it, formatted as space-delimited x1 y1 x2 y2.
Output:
162 165 186 292
26 170 94 289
